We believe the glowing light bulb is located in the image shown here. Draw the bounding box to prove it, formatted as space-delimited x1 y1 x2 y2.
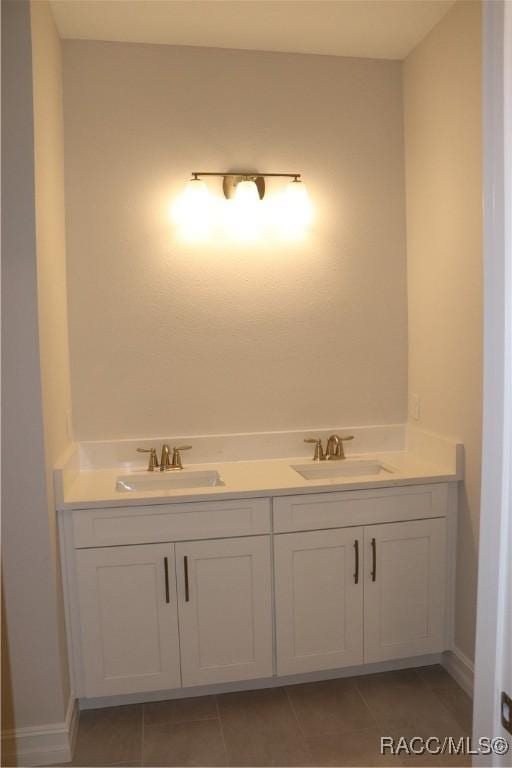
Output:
172 178 212 241
227 180 262 241
235 179 260 204
276 179 313 240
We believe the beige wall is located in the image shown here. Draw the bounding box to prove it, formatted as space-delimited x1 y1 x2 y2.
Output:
404 0 482 661
0 8 482 746
1 0 70 738
63 42 408 441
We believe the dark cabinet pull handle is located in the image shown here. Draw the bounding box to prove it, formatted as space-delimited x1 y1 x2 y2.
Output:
371 538 377 582
164 557 170 603
184 556 190 602
354 540 359 584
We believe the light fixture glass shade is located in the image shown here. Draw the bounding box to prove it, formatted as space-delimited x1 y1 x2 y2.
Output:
228 179 262 241
276 179 313 240
234 179 260 205
172 178 212 241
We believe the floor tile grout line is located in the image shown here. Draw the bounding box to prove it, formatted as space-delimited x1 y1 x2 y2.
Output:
353 678 387 733
141 696 220 727
141 701 145 767
309 722 389 739
143 715 220 727
284 685 306 736
348 676 382 733
354 670 417 730
426 686 473 735
413 668 473 734
283 685 315 765
417 664 471 701
108 763 143 767
286 677 403 743
354 667 469 740
215 695 230 767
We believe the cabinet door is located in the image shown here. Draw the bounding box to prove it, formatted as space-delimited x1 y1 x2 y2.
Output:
364 518 447 663
176 536 273 686
76 543 181 697
274 528 364 676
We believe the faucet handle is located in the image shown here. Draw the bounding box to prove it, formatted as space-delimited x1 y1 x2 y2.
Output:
137 447 159 471
340 435 354 442
304 438 325 462
171 445 192 469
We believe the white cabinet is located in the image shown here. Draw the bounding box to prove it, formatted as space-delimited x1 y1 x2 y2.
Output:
63 483 453 701
75 543 181 697
176 536 273 686
274 528 364 675
274 518 447 674
75 536 273 696
364 518 447 662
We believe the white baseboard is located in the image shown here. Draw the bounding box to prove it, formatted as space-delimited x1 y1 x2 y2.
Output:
442 646 475 697
1 695 79 767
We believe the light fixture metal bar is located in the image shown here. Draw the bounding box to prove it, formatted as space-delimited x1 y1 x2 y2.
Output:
190 171 302 200
192 172 301 180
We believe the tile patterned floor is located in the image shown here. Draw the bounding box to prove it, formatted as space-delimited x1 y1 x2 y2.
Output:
49 665 473 767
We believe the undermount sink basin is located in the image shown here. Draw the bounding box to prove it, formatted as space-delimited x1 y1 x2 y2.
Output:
116 470 225 492
291 459 393 481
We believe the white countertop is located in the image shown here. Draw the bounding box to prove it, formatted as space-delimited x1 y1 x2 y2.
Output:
56 449 460 510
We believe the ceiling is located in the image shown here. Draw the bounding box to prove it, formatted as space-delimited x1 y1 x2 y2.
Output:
49 0 456 61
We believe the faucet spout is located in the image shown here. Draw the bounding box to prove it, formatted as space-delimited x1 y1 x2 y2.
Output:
325 435 341 460
325 434 354 460
160 444 171 471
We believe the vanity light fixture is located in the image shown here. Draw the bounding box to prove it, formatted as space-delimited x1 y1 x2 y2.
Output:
172 171 313 241
189 171 306 200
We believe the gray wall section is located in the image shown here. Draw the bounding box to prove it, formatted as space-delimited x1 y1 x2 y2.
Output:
1 0 70 732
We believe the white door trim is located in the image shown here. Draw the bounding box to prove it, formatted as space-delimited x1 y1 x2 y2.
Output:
473 0 512 763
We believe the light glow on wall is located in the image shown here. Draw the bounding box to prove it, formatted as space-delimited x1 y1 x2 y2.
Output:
171 178 213 241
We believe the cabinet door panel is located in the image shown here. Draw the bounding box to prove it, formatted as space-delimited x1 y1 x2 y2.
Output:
176 536 273 686
274 528 364 675
76 543 180 696
364 518 447 662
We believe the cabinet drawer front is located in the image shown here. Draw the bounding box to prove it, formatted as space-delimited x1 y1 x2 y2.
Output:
273 484 448 533
72 498 271 547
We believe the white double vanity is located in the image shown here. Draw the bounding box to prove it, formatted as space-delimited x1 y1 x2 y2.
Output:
55 426 462 707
